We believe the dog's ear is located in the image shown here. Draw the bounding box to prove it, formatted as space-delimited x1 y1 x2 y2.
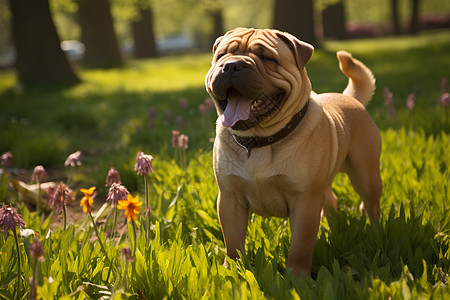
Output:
276 31 314 70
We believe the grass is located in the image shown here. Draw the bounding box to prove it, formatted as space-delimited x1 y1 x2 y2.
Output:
0 30 449 299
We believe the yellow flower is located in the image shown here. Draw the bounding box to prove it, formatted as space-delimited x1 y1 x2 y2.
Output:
80 186 96 213
117 194 142 222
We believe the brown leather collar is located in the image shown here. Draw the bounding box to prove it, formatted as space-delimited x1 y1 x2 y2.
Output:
230 100 310 156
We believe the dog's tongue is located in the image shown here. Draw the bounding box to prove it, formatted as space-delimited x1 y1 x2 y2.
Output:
220 91 253 127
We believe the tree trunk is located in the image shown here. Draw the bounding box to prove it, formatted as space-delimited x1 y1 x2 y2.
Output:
77 0 123 67
390 0 401 34
8 0 80 86
409 0 421 34
273 0 317 47
322 1 347 39
209 9 224 49
132 8 158 58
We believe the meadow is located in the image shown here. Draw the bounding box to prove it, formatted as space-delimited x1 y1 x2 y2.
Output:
0 30 449 299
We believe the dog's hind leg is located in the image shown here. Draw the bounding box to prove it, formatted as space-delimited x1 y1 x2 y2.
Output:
321 186 337 218
343 139 382 223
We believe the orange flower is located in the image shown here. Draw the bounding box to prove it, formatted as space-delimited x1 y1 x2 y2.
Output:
80 186 96 213
117 194 142 222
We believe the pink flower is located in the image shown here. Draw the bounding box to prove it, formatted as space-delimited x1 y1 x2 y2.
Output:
0 152 13 168
30 238 45 262
171 130 180 148
106 182 130 205
176 115 184 128
171 131 189 149
199 97 215 116
0 204 26 231
383 87 394 106
179 98 189 110
440 93 450 106
64 151 82 167
31 165 48 182
134 151 154 176
47 182 73 212
106 167 121 187
178 134 189 149
405 93 416 110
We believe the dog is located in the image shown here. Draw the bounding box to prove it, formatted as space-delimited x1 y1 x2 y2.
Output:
205 27 382 277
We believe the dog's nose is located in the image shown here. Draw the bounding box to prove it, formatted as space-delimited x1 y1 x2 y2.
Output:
222 61 244 74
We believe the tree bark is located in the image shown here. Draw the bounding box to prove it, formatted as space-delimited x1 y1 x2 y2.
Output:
8 0 80 86
390 0 401 34
132 8 158 58
273 0 317 47
77 0 123 67
322 1 347 39
209 9 224 49
409 0 421 34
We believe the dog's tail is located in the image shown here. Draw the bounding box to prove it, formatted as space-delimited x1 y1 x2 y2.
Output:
337 51 375 106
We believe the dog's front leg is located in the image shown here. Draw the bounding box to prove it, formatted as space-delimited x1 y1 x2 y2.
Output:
217 190 249 267
287 192 325 277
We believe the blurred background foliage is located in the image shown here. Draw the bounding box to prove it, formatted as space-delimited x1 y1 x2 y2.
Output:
0 0 449 63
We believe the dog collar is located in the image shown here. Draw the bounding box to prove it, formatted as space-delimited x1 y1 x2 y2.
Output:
231 100 310 156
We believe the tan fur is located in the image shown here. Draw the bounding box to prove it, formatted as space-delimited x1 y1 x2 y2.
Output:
206 28 382 277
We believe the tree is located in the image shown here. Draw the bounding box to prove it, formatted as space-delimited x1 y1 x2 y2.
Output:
273 0 317 46
409 0 421 34
7 0 80 86
209 8 224 49
131 6 158 58
77 0 123 67
322 0 347 39
390 0 401 34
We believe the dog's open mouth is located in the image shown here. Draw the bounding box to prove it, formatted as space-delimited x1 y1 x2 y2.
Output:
218 88 284 130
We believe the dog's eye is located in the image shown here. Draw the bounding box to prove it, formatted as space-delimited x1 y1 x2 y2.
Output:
216 52 226 61
258 49 276 63
261 55 277 64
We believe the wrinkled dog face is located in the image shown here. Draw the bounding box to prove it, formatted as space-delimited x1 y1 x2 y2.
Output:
205 28 313 131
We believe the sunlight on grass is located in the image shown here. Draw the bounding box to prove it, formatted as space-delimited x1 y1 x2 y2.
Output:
325 30 450 54
65 53 211 98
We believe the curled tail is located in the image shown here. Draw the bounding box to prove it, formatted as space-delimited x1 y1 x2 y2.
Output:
337 51 375 106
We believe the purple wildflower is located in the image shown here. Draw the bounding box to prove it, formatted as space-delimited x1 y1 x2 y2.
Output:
440 93 450 106
176 115 184 128
64 151 82 167
179 98 189 110
134 151 154 176
405 93 416 110
47 182 73 212
30 238 45 262
171 130 180 148
106 182 130 205
0 152 13 168
106 167 122 187
178 134 189 150
31 165 48 182
383 87 394 106
0 204 26 231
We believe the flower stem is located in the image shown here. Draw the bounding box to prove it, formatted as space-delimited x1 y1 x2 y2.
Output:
13 229 21 299
37 183 42 213
89 212 110 265
131 220 137 259
144 174 150 242
63 204 67 231
110 205 118 245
